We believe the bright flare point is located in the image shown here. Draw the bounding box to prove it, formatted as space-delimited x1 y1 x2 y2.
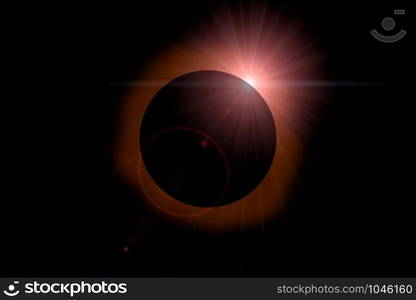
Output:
245 78 256 87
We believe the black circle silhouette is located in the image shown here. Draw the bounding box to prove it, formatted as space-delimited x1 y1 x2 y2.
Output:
140 71 276 207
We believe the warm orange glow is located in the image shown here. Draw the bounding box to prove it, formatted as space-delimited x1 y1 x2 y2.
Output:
113 5 325 232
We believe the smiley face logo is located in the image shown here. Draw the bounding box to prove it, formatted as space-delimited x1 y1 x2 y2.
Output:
371 9 406 43
3 281 20 297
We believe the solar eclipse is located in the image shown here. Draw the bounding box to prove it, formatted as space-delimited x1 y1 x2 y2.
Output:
140 70 276 207
114 3 324 231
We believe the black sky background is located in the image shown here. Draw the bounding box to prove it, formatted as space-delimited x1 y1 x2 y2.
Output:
2 0 413 277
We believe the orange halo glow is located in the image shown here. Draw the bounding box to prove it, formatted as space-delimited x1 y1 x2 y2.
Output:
113 4 325 232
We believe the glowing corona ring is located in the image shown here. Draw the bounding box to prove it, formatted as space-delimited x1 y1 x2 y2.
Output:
114 4 325 231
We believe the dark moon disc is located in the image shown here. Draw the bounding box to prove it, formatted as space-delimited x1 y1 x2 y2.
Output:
140 70 276 207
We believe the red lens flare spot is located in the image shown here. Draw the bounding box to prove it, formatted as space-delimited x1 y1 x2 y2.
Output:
200 140 208 148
